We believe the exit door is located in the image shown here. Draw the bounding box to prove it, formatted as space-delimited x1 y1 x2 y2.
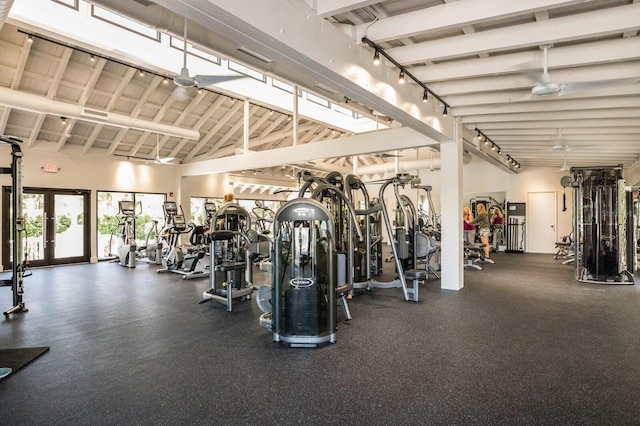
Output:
2 188 90 267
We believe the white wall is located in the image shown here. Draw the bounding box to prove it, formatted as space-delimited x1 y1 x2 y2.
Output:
507 166 573 239
0 144 576 268
462 154 573 247
0 148 179 267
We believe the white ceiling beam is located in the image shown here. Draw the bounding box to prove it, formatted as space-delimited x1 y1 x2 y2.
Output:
310 0 381 18
487 128 640 137
181 127 438 176
481 118 639 130
207 109 249 156
182 96 230 162
463 108 640 124
447 84 640 109
147 0 453 141
187 101 242 159
455 97 640 116
428 62 640 96
413 38 640 83
387 3 640 64
491 134 640 143
355 0 583 43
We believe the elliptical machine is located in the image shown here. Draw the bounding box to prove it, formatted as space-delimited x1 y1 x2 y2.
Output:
115 200 138 268
157 201 206 278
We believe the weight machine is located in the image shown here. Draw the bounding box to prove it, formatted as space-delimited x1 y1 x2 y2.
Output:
257 198 338 347
378 174 437 301
200 202 257 310
1 136 28 317
572 166 634 284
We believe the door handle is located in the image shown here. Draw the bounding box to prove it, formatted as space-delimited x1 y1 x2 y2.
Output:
43 212 47 248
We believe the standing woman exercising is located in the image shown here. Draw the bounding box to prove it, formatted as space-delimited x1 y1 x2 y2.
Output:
462 206 476 244
469 203 491 260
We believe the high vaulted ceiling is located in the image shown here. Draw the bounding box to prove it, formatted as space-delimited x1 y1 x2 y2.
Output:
1 0 639 179
328 0 640 170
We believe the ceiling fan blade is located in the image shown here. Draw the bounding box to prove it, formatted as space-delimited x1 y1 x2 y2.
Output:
558 78 640 96
194 75 244 87
171 85 195 101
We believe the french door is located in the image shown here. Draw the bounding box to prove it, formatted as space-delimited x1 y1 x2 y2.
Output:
2 188 90 267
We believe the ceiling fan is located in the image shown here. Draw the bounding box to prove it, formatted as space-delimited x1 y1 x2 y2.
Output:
527 45 631 97
119 135 175 165
152 136 174 164
171 19 242 99
550 129 593 152
550 129 570 151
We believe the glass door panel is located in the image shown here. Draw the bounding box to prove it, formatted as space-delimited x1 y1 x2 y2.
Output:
2 188 90 268
23 192 46 264
53 193 86 260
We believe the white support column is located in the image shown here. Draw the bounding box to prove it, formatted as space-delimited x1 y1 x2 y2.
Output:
440 118 464 290
243 99 250 153
292 84 298 146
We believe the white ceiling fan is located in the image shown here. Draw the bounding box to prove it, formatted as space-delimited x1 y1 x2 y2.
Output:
527 45 632 97
550 129 593 153
152 135 174 164
171 19 242 99
550 129 570 151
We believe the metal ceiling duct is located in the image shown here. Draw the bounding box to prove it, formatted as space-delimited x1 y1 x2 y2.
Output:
0 86 200 140
0 0 15 31
356 151 471 175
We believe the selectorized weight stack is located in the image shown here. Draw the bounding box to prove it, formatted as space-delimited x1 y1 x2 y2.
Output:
200 202 256 310
260 198 338 348
572 166 634 284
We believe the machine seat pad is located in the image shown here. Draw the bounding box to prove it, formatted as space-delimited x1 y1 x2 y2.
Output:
404 269 427 280
216 262 246 272
210 231 236 241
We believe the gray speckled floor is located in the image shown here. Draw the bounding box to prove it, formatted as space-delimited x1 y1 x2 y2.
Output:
1 252 639 425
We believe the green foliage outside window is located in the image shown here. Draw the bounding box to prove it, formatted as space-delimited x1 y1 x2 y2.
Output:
24 213 43 238
98 214 120 235
56 215 71 234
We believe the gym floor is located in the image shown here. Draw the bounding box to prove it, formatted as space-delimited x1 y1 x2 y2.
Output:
1 252 639 424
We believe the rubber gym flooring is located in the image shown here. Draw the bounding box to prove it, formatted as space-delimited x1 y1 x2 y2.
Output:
1 252 639 425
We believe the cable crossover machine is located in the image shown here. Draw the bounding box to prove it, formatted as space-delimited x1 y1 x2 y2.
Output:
1 136 28 317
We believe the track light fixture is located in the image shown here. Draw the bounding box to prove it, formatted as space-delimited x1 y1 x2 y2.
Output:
442 105 448 117
90 54 95 62
138 69 144 77
27 34 33 42
60 116 67 125
373 50 380 65
361 36 450 116
474 127 519 170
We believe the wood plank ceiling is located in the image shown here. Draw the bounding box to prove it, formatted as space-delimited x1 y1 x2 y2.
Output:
1 0 639 179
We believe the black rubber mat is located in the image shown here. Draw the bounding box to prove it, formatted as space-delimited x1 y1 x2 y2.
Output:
0 347 50 381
